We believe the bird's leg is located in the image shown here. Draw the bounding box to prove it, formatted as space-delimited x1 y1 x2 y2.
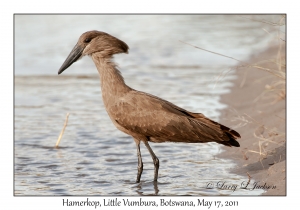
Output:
135 139 143 183
144 140 159 182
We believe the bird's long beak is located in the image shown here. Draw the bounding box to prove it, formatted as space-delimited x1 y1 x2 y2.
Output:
58 44 84 75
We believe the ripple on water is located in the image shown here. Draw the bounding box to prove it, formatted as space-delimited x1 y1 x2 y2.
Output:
15 73 265 195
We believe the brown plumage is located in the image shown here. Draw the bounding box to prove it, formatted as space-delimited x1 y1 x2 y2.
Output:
58 30 241 183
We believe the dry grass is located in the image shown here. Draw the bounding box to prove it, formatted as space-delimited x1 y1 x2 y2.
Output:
238 15 286 27
182 15 286 162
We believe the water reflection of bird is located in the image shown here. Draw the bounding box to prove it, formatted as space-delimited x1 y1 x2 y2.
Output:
58 30 240 183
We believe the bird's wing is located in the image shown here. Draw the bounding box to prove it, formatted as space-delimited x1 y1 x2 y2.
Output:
108 90 239 143
142 92 240 139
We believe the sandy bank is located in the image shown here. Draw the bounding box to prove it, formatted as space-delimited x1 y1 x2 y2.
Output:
218 44 286 195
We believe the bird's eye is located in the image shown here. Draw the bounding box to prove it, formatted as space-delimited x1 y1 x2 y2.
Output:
84 38 91 43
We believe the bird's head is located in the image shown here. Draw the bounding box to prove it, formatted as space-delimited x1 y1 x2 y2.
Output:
58 30 129 74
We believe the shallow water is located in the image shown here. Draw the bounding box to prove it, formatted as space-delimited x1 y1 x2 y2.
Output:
14 15 283 195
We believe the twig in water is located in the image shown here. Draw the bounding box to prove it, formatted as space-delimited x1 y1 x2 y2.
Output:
55 113 70 148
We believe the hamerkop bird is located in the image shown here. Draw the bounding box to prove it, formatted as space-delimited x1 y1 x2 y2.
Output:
58 30 240 183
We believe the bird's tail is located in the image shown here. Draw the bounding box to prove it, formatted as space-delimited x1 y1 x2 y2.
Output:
187 112 241 147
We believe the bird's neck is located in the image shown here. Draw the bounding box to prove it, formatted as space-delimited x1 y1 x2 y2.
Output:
92 54 131 99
